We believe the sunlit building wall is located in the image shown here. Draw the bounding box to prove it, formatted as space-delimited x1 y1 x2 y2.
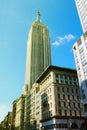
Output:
75 0 87 33
73 31 87 116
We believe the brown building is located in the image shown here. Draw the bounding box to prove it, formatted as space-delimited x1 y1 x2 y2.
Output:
25 65 86 130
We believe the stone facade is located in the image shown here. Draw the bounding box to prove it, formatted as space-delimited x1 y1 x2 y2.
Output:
24 65 85 130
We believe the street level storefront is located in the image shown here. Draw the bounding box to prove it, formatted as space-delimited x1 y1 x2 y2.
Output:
40 116 86 130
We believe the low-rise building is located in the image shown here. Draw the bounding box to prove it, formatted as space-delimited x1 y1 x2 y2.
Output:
14 95 25 130
25 65 86 130
0 112 12 130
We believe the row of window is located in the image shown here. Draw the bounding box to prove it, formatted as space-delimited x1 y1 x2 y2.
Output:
57 94 80 100
42 124 68 129
56 74 77 81
42 109 82 120
57 86 79 94
58 101 81 109
56 79 78 85
58 109 82 116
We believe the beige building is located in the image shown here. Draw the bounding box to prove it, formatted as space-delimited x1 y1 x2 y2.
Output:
25 65 85 130
0 112 12 130
14 95 25 130
73 31 87 116
11 99 18 130
75 0 87 33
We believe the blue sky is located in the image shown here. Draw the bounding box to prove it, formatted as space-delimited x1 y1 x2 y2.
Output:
0 0 83 122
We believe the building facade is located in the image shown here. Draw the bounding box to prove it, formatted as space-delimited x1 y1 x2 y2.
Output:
75 0 87 33
11 99 18 130
14 95 25 130
73 31 87 116
25 10 51 91
24 65 85 130
0 112 12 130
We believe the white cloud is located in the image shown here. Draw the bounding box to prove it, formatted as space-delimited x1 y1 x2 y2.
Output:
52 34 76 46
0 104 11 123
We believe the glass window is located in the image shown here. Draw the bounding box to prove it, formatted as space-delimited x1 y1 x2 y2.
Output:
58 94 60 99
71 88 74 93
63 94 65 99
58 101 61 107
67 88 69 92
79 41 82 46
65 110 67 116
57 87 60 91
68 95 70 99
64 102 66 107
59 109 62 115
62 87 64 92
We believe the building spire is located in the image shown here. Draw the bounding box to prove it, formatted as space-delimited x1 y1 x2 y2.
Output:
36 9 41 22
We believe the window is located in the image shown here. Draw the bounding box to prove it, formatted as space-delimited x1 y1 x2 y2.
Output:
84 104 87 112
69 81 72 85
63 94 65 99
60 75 64 79
57 87 60 91
68 95 70 99
80 52 85 59
70 110 72 116
74 102 75 107
60 79 64 84
64 102 66 107
65 110 67 116
79 111 81 116
62 87 64 92
69 102 71 107
77 96 79 100
67 88 69 92
50 111 52 116
75 88 78 93
78 103 80 108
79 41 82 46
58 94 60 99
79 47 84 53
83 65 87 72
58 101 61 107
73 96 74 100
65 80 68 84
83 94 86 99
75 110 77 116
59 110 62 115
71 88 74 93
81 59 87 65
71 123 78 129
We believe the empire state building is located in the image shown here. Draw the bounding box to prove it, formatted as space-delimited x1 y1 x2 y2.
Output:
25 10 51 90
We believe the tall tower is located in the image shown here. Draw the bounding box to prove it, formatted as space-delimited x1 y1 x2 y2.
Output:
75 0 87 33
25 10 51 90
73 0 87 117
73 32 87 116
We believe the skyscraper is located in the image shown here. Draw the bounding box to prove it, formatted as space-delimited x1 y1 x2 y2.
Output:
73 0 87 117
75 0 87 33
25 10 51 91
73 32 87 116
